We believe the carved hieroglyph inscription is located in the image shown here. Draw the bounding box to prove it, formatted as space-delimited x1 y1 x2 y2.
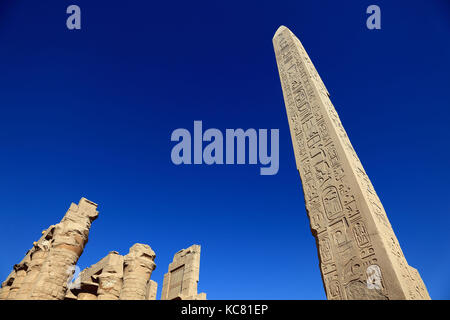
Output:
273 26 430 300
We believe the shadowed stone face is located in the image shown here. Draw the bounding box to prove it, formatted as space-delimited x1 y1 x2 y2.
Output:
273 26 430 300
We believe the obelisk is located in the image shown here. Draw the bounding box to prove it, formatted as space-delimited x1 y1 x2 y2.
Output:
273 26 430 300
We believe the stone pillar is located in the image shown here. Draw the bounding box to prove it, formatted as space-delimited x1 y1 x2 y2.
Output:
119 244 156 300
273 26 430 300
96 252 124 300
146 280 158 300
26 198 99 300
14 227 54 300
161 245 206 300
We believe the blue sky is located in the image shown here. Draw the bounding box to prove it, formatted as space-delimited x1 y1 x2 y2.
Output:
0 1 449 299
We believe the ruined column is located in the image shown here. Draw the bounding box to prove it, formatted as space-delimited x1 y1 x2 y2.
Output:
273 26 430 300
0 278 13 300
13 226 54 300
24 198 99 300
96 252 124 300
5 264 28 299
119 243 156 300
146 280 158 300
68 251 124 300
161 245 206 300
1 225 55 300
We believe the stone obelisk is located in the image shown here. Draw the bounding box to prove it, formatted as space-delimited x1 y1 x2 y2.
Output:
273 26 430 300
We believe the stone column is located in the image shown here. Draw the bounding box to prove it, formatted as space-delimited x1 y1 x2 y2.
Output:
5 264 27 299
146 280 158 300
273 26 430 299
26 198 99 300
14 227 54 300
96 252 124 300
119 244 156 300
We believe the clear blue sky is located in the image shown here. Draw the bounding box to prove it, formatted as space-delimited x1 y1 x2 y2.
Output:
0 1 449 299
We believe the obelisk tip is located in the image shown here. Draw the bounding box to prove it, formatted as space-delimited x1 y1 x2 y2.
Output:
273 25 289 39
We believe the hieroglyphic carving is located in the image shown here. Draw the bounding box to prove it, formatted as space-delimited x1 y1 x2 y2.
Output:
273 26 430 299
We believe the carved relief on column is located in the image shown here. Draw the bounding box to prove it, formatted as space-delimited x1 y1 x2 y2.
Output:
119 244 156 300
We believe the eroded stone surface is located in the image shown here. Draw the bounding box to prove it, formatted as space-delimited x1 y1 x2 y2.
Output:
96 252 124 300
119 244 156 300
273 26 430 300
1 198 99 300
146 280 158 300
68 245 157 301
161 245 206 300
26 198 99 300
14 227 54 299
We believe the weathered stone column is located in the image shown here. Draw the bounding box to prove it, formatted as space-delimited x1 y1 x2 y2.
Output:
13 227 54 300
26 198 99 300
146 280 158 300
96 252 124 300
273 26 430 299
5 264 28 299
119 244 156 300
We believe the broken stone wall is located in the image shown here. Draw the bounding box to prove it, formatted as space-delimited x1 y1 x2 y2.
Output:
161 244 206 300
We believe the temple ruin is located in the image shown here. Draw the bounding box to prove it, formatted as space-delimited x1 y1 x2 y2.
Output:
0 198 206 300
161 245 206 300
